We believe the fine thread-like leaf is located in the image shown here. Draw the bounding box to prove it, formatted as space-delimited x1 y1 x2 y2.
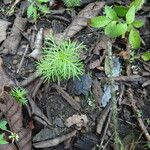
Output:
89 16 111 28
37 0 49 3
105 5 118 20
129 28 141 49
126 5 135 24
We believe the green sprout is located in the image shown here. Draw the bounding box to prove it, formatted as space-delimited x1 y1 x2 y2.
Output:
0 120 19 145
37 35 85 81
63 0 81 7
27 0 50 20
10 88 28 105
89 0 145 49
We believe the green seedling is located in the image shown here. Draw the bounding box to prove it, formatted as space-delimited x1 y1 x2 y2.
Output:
27 0 50 20
63 0 81 7
0 120 19 145
89 0 145 49
37 35 85 82
141 51 150 61
10 88 28 105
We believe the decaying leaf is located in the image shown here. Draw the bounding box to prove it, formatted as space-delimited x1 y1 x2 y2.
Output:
0 93 32 150
0 57 14 98
0 143 17 150
1 16 27 54
55 1 105 42
0 19 10 43
65 114 88 129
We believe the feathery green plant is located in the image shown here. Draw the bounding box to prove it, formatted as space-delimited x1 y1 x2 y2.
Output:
63 0 81 7
37 35 85 81
10 88 28 105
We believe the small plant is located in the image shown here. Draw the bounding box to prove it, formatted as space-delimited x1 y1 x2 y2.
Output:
37 35 85 81
141 51 150 61
89 0 145 49
0 120 19 145
10 88 28 105
63 0 81 7
27 0 50 20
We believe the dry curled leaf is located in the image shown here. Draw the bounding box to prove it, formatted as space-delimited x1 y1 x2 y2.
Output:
2 16 27 54
0 19 10 43
65 114 88 129
55 1 105 42
0 93 32 150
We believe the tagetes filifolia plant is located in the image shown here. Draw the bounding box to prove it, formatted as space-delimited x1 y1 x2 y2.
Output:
37 36 86 81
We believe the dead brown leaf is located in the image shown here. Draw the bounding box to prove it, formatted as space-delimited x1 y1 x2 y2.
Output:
0 19 10 43
65 114 88 129
0 57 13 98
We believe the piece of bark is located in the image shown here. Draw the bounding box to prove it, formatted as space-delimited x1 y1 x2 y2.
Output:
29 28 43 60
2 16 27 54
0 92 32 150
33 130 77 148
55 1 105 42
0 19 10 43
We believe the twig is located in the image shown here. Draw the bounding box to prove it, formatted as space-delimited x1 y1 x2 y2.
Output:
128 88 150 141
99 111 112 150
20 72 40 87
17 44 29 74
33 130 77 148
53 84 81 111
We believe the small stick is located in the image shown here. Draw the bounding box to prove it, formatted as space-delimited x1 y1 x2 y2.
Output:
53 84 81 111
128 88 150 141
33 130 77 148
17 44 29 74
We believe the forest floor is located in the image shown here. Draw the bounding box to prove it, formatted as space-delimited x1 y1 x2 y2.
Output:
0 0 150 150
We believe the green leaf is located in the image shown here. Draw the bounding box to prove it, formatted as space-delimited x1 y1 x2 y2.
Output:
130 0 145 11
89 16 111 28
0 134 8 145
105 21 127 38
0 120 7 131
126 5 135 24
27 4 37 20
141 51 150 61
132 20 145 28
37 0 49 3
105 5 118 20
38 4 50 14
113 6 128 17
129 29 141 49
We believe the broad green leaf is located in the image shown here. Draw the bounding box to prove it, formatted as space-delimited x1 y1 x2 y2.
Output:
129 29 140 49
130 0 145 11
0 134 8 145
27 4 37 20
38 4 50 14
37 0 49 3
89 16 111 28
132 20 145 28
105 5 118 20
0 120 7 130
141 51 150 61
126 5 135 24
113 6 128 17
105 21 127 38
